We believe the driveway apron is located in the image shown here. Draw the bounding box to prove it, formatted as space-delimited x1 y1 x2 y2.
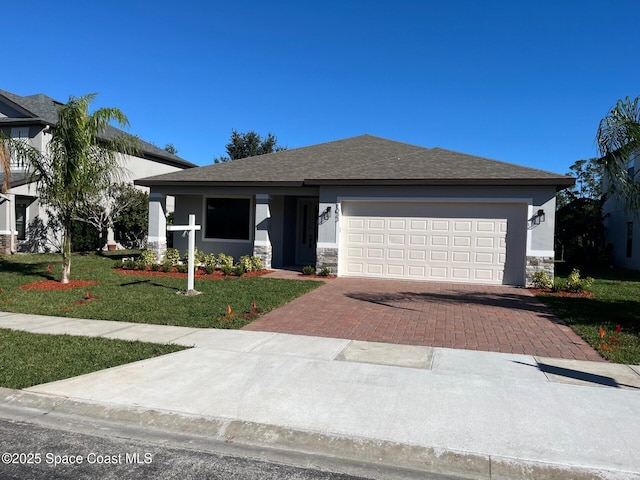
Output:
243 277 603 361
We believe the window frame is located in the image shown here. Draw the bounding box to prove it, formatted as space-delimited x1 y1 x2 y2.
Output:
202 195 254 243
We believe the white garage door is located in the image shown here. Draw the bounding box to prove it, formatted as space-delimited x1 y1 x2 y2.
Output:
340 201 525 285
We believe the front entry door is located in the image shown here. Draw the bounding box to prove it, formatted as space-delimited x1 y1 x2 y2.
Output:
295 198 318 265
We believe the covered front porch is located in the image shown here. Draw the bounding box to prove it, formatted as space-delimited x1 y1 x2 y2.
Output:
146 186 335 271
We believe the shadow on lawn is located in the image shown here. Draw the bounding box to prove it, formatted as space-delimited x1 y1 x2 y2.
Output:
537 295 640 334
119 279 180 292
0 258 54 280
346 289 564 324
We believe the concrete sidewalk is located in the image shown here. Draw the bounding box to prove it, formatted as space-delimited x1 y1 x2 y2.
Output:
1 311 639 479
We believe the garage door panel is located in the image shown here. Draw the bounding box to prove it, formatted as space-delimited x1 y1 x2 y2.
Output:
452 251 471 262
368 219 385 229
386 264 404 276
340 202 523 285
410 220 427 231
453 236 471 247
430 250 448 261
454 221 472 232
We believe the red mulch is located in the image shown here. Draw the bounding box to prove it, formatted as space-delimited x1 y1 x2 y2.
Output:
20 280 100 291
297 274 336 280
114 268 273 279
529 288 594 298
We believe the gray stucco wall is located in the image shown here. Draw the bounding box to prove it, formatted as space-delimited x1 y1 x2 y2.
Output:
172 194 254 261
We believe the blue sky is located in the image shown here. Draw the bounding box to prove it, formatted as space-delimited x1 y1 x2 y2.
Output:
4 0 639 173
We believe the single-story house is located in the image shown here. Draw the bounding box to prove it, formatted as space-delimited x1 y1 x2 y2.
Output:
602 152 640 270
0 88 196 253
136 135 574 286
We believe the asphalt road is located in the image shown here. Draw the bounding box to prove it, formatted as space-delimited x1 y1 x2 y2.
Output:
0 418 374 480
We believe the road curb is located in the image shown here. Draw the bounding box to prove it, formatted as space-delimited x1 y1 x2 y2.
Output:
0 388 634 480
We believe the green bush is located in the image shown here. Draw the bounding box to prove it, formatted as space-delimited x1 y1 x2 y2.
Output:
122 259 137 270
251 256 264 271
176 264 188 273
138 249 157 266
318 267 332 277
217 253 234 268
301 265 315 275
552 278 565 292
203 253 217 269
184 247 206 265
238 255 253 272
164 248 181 266
150 263 161 272
565 268 594 293
220 265 234 276
162 261 172 273
531 270 553 289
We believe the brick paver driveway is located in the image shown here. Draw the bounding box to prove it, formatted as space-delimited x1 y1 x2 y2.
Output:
243 277 603 361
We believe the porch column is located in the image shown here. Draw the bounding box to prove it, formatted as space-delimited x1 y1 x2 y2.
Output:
147 191 167 263
0 194 15 255
253 194 272 269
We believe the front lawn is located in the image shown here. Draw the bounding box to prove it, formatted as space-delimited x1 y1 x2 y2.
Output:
0 253 322 329
0 328 186 389
536 269 640 364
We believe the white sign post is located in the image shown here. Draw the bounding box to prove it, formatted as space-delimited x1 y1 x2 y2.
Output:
167 214 201 293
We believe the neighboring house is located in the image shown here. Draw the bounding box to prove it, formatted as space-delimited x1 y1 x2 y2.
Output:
137 135 574 286
0 88 196 254
602 153 640 270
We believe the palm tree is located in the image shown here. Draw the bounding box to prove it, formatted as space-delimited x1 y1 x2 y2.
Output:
596 96 640 211
4 94 137 283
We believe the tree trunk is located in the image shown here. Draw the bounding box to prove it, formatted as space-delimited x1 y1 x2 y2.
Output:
61 222 71 284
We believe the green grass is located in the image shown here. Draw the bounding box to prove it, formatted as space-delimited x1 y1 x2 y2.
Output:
536 268 640 364
0 253 322 329
0 328 186 389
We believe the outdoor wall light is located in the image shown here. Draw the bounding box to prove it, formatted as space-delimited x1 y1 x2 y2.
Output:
534 209 545 225
320 205 332 222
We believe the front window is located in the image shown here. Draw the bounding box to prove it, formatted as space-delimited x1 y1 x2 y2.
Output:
205 197 251 240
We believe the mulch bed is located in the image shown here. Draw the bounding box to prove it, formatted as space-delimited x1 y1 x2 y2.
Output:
529 288 594 298
20 280 100 291
114 268 273 279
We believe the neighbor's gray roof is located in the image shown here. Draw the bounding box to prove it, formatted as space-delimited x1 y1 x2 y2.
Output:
136 135 574 188
0 89 196 169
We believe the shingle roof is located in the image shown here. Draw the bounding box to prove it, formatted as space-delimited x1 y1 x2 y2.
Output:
136 135 574 188
0 89 196 169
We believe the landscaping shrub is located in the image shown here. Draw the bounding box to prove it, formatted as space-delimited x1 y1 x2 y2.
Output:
565 268 594 293
251 256 264 271
176 264 188 273
318 267 332 277
203 253 217 270
162 261 172 273
531 271 553 289
138 249 157 267
301 265 315 275
164 248 181 266
217 253 234 268
233 264 246 276
238 255 253 272
220 265 234 276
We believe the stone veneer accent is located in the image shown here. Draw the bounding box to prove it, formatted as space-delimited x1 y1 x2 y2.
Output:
0 234 14 255
147 239 167 264
525 256 554 286
316 247 339 275
253 244 272 270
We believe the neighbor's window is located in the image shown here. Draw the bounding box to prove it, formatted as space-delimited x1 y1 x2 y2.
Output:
627 222 633 258
205 197 251 240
